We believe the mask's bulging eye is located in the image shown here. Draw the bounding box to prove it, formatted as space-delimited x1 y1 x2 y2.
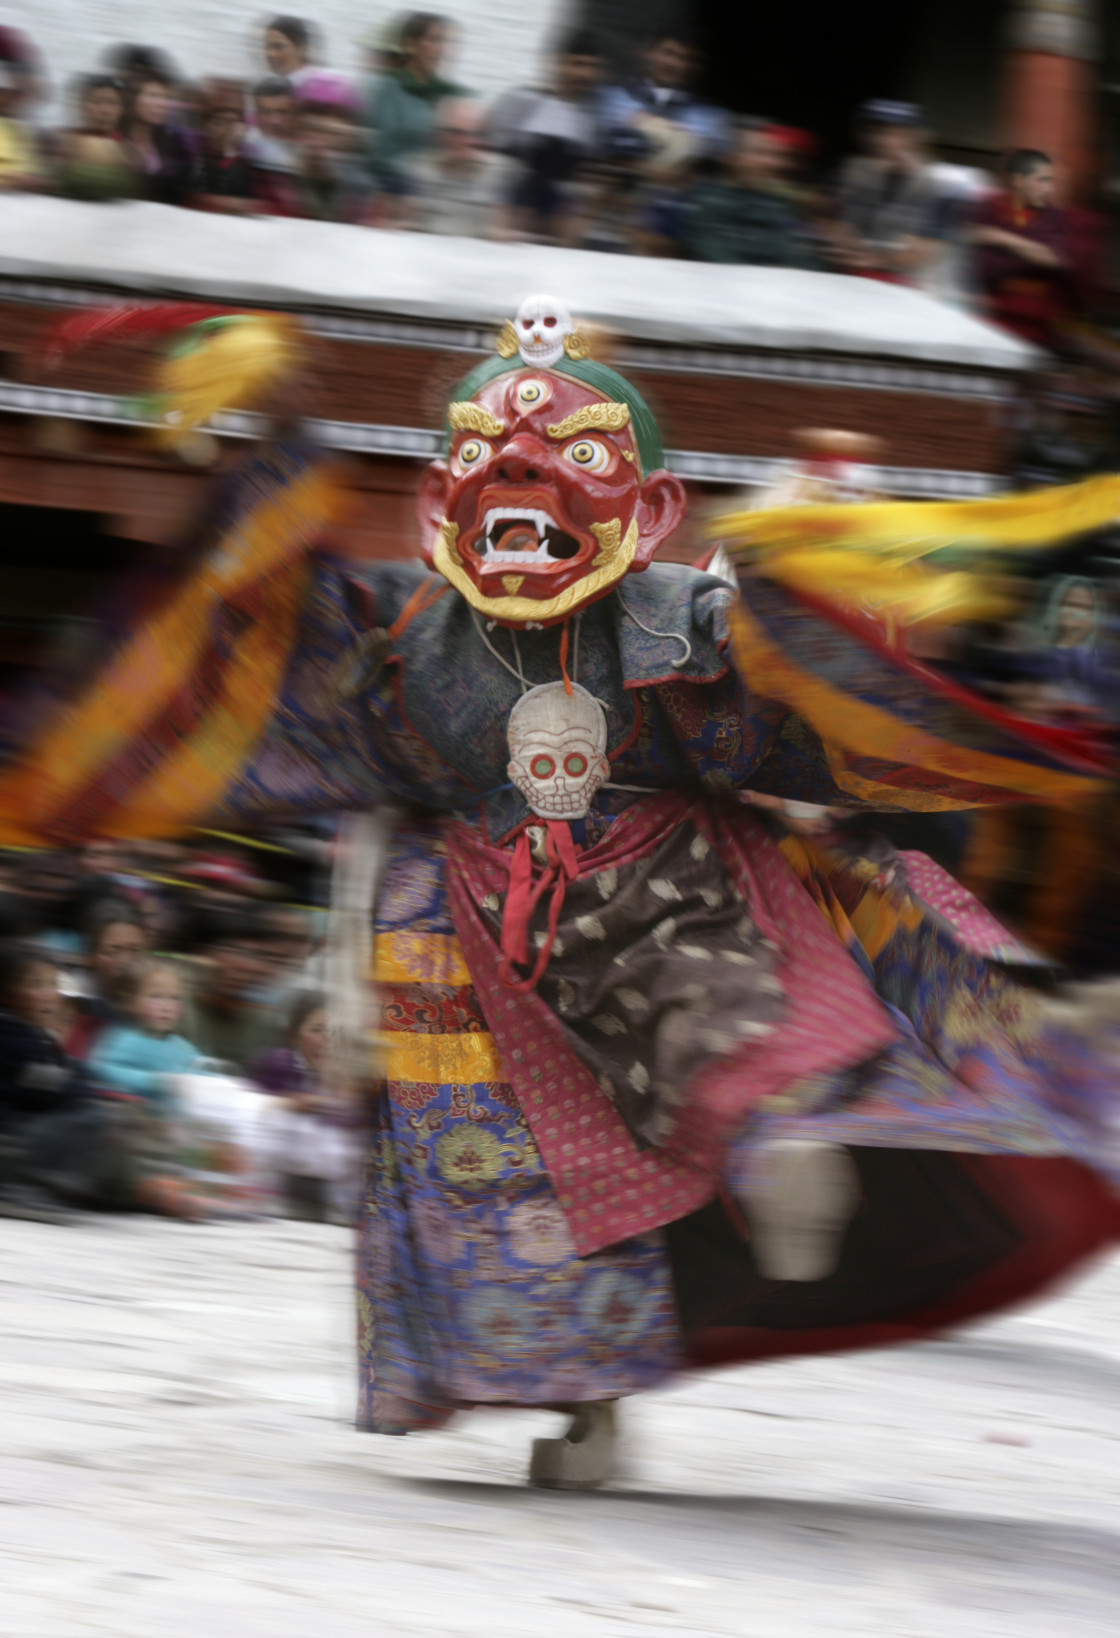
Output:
565 438 613 473
564 752 588 777
514 377 551 410
530 754 556 780
454 437 491 471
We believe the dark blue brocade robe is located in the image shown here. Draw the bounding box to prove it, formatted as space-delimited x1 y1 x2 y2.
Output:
3 449 1117 1433
194 551 1118 1434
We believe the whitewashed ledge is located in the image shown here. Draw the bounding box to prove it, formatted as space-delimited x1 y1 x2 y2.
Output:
0 195 1036 372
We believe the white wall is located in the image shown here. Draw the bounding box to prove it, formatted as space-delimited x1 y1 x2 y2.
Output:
8 0 569 117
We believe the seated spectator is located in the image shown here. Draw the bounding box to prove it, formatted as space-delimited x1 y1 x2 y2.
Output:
17 851 79 950
90 957 200 1099
263 15 317 92
765 125 826 226
365 10 464 196
1031 574 1112 716
491 30 601 246
181 913 275 1070
55 73 134 201
69 840 133 937
401 97 500 237
828 100 948 285
66 906 147 1059
599 30 729 256
687 120 818 267
122 69 192 205
0 946 128 1221
256 76 379 223
970 149 1075 349
255 906 315 1001
188 82 258 215
87 956 206 1217
0 60 42 190
244 76 296 178
182 847 268 918
250 990 358 1221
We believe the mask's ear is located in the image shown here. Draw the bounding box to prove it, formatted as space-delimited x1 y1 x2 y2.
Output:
632 468 688 569
416 460 452 560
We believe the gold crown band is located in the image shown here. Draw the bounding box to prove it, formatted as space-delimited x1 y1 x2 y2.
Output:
546 402 631 441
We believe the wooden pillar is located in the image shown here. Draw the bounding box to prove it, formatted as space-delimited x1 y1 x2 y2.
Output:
1001 0 1098 200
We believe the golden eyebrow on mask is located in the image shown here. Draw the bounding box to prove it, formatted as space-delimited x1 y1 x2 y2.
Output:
546 402 632 440
447 403 506 438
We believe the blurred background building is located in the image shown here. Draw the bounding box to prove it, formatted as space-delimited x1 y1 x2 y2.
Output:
0 0 1118 695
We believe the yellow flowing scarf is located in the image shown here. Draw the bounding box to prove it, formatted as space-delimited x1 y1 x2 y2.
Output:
709 475 1120 630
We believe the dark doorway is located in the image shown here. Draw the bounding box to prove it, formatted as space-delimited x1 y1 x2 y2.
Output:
0 503 145 692
580 0 933 165
693 0 931 162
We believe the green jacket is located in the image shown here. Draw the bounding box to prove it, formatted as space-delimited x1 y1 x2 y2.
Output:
365 70 464 188
687 182 817 268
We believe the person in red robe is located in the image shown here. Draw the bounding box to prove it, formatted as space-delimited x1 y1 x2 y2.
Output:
971 149 1076 349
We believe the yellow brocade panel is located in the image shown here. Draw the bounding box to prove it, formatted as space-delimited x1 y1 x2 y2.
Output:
387 1030 505 1087
373 926 505 1084
373 930 472 986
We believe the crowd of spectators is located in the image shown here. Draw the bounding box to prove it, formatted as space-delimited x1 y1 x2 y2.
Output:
0 830 360 1226
0 17 1111 350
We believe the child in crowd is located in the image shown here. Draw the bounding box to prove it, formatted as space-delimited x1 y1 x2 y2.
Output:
250 989 359 1220
90 956 200 1097
88 957 208 1217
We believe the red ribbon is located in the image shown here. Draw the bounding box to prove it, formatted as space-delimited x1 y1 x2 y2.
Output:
497 819 580 992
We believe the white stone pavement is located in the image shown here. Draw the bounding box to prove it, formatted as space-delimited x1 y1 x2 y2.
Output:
3 1216 1120 1638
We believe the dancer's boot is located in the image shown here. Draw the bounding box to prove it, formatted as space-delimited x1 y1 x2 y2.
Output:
528 1401 617 1490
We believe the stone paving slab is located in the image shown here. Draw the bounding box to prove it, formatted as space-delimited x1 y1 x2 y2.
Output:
2 1216 1119 1636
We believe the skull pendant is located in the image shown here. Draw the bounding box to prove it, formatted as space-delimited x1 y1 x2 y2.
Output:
507 681 610 820
514 293 575 369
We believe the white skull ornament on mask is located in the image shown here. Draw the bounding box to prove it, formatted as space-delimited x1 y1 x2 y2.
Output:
507 682 610 820
515 294 575 369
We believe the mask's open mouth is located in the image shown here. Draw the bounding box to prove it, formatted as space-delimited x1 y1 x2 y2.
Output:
473 507 583 568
